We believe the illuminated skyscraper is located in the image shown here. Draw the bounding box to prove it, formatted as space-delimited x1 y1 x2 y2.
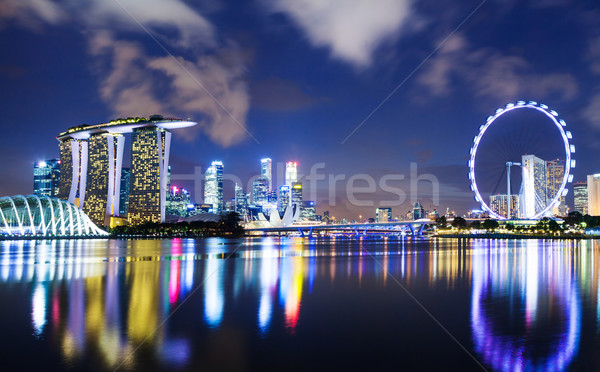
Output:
376 207 392 223
546 159 565 215
128 127 171 225
234 183 249 219
278 185 290 213
83 133 124 226
490 194 519 219
587 174 600 216
521 154 547 218
57 116 197 225
574 181 588 215
261 158 272 191
252 177 269 205
291 182 303 207
119 168 130 216
33 159 60 197
57 138 88 207
204 161 223 213
166 186 191 217
285 161 297 186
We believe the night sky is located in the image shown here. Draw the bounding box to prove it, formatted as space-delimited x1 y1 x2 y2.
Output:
1 0 599 219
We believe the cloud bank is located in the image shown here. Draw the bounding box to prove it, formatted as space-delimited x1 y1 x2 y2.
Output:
1 0 251 147
266 0 413 68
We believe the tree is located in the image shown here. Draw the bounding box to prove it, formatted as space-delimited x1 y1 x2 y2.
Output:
482 219 499 231
505 223 515 231
548 219 562 232
451 217 467 229
563 211 583 226
435 216 448 229
470 221 481 229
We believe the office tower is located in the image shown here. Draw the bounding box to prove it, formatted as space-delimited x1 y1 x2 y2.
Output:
588 174 600 216
267 190 278 204
291 182 303 207
260 158 272 191
285 161 297 186
278 185 290 213
376 207 392 223
521 154 547 218
546 159 565 215
204 161 224 214
33 159 60 197
119 168 130 216
574 181 588 215
83 133 125 226
234 184 249 218
300 201 316 221
490 194 519 219
128 127 171 224
252 177 269 205
412 202 426 220
166 186 191 217
57 116 197 225
58 138 88 207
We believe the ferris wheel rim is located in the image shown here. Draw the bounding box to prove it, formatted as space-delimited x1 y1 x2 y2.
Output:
469 101 573 220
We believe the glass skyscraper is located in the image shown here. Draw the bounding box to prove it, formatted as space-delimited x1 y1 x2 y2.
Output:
376 207 392 222
285 161 297 186
33 159 60 197
490 194 519 219
291 182 303 207
204 161 224 213
234 183 249 219
278 185 290 213
521 154 547 218
260 158 272 191
546 159 565 215
119 167 130 216
252 177 269 205
574 181 588 215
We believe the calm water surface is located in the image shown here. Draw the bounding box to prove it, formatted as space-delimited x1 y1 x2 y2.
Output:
0 237 598 371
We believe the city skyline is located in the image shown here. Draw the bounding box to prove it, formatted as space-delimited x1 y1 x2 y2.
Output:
2 1 600 219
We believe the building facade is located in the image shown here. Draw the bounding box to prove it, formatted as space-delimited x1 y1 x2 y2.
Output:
490 194 519 219
127 127 171 225
119 167 130 216
521 154 547 218
33 159 60 197
278 185 290 213
376 207 392 223
574 181 588 215
204 161 224 214
252 177 269 206
546 159 565 215
260 158 272 191
588 174 600 216
285 161 297 186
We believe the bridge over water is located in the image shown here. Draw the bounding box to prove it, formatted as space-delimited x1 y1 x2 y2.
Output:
245 220 431 237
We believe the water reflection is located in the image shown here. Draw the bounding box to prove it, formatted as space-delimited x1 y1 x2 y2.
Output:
0 238 599 370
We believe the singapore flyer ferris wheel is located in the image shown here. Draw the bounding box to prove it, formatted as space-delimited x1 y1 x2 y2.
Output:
469 101 575 220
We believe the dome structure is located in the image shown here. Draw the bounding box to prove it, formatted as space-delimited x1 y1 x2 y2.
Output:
0 195 108 237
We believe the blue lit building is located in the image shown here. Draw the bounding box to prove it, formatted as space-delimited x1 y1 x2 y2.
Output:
33 159 60 197
204 161 223 213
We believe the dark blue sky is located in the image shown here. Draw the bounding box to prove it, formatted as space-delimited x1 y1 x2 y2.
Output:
1 0 599 218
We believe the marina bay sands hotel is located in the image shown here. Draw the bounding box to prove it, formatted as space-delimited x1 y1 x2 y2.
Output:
56 115 197 226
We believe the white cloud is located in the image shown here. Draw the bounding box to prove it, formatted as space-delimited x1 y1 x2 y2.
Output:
267 0 413 68
2 0 252 147
418 34 578 102
583 93 600 129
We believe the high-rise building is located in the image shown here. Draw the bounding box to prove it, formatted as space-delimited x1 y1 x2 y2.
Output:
57 138 88 207
267 190 278 204
546 159 565 215
490 194 519 219
291 182 303 206
166 186 191 217
574 181 588 215
587 174 600 216
300 201 316 221
260 158 272 191
57 116 197 225
278 185 290 213
33 159 60 197
285 161 297 186
204 161 224 214
128 127 171 225
521 154 547 218
252 177 269 205
234 183 249 219
119 168 130 216
412 202 426 220
376 207 392 223
83 133 125 226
